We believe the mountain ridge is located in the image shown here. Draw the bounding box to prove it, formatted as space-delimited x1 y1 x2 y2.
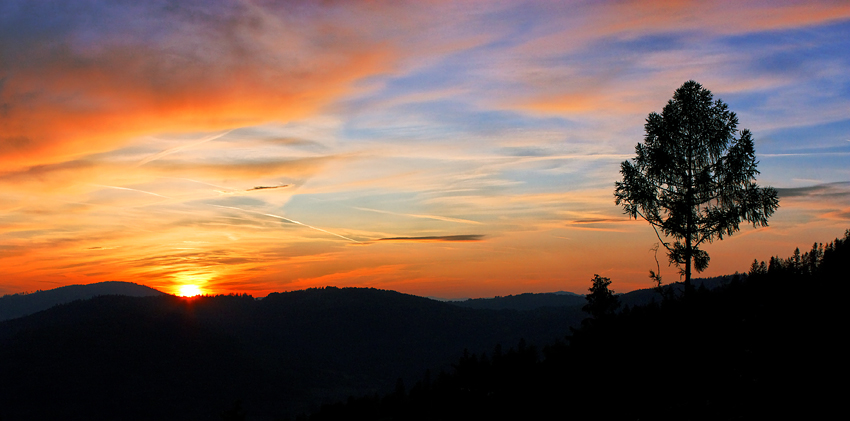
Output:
0 281 166 321
0 286 583 420
0 276 737 323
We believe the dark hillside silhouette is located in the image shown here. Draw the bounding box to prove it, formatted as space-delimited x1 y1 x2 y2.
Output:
305 229 848 420
617 274 743 308
450 291 585 310
0 287 580 420
1 230 845 419
0 281 165 321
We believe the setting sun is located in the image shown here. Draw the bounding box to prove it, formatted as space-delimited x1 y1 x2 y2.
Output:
177 285 203 297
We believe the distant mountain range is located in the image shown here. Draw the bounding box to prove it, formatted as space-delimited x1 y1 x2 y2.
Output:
450 291 586 310
0 276 742 420
0 281 165 321
449 277 738 311
0 276 738 323
0 286 586 420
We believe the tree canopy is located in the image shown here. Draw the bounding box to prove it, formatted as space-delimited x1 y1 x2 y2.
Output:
615 80 779 289
582 274 620 320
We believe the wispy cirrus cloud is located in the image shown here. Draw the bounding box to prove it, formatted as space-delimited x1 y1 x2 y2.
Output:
1 1 849 298
353 206 482 225
137 131 233 167
0 1 401 169
211 205 361 243
775 181 850 199
378 235 486 242
491 1 850 122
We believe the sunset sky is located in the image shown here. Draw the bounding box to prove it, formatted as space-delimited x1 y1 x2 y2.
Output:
2 0 849 298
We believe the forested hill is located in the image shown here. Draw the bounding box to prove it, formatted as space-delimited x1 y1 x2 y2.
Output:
0 281 165 321
0 286 583 420
305 229 848 420
450 291 585 310
2 230 845 420
0 277 738 323
449 278 739 312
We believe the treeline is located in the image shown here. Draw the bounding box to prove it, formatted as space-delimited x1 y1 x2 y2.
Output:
1 290 44 297
303 229 849 420
748 229 849 278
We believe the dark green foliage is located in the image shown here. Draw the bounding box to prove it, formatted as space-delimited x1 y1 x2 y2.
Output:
615 80 779 290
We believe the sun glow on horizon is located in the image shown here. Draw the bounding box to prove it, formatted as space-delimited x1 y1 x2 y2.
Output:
0 1 848 299
176 284 203 297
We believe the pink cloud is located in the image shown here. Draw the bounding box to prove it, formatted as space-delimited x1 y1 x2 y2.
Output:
0 2 402 170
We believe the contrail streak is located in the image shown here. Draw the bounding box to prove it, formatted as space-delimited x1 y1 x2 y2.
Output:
90 184 170 199
160 177 235 191
761 152 850 157
353 207 482 225
137 130 232 167
212 205 360 243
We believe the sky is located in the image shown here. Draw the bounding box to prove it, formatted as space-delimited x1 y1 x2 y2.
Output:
1 0 849 298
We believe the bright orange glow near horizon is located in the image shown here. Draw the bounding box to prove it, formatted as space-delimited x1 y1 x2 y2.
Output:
176 285 204 298
1 1 849 299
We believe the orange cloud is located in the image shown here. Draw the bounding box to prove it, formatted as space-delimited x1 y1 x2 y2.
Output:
822 208 850 221
521 90 652 115
599 0 850 35
0 2 399 171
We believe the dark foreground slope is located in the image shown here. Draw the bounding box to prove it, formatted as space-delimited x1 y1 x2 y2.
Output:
0 281 165 321
0 287 582 420
307 231 848 421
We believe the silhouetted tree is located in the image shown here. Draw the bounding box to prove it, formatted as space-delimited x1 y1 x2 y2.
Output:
583 274 620 320
806 242 823 274
749 259 767 276
787 247 802 274
615 80 779 291
768 256 783 274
